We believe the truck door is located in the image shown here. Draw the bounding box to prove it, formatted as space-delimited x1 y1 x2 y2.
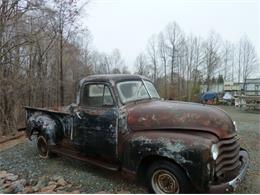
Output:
73 83 118 162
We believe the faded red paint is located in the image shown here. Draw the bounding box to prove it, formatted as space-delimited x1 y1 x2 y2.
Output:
126 100 236 139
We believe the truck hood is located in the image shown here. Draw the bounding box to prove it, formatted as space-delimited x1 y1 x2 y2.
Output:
126 100 236 139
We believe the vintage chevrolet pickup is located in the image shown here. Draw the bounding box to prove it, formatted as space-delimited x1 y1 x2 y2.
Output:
24 74 249 193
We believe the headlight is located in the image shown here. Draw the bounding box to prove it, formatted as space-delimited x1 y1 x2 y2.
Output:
233 121 238 132
211 144 219 160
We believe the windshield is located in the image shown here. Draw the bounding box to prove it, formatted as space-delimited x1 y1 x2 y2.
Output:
116 80 160 104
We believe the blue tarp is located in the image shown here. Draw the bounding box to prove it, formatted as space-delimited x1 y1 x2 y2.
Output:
201 91 217 101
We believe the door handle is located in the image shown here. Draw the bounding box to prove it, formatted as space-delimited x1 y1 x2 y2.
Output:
76 112 82 119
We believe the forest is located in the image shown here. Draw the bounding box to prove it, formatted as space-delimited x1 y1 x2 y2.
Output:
0 0 258 135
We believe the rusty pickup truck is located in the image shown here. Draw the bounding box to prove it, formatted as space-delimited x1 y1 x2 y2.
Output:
24 74 249 193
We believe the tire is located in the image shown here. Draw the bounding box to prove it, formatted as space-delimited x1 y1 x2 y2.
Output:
37 135 51 159
147 160 192 194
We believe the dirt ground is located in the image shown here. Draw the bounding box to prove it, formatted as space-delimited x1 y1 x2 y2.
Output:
0 105 259 193
0 133 26 152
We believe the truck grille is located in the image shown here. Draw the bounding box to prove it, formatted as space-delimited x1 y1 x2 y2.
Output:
215 136 241 182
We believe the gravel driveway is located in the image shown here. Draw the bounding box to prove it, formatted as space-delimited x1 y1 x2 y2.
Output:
0 105 259 193
0 138 145 193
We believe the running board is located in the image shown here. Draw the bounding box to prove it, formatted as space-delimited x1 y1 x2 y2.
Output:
50 147 119 171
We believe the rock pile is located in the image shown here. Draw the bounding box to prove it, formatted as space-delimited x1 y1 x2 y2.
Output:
0 171 81 194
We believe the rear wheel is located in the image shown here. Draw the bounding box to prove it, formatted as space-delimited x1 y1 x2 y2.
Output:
37 135 50 159
147 160 192 194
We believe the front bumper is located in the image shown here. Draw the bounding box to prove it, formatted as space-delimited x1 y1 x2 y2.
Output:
209 149 249 193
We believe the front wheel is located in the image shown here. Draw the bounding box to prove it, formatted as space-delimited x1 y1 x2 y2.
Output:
147 160 192 194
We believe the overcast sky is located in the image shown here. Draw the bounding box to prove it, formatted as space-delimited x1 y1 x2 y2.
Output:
83 0 259 73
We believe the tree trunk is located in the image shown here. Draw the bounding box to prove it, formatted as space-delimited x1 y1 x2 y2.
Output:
59 29 64 106
164 59 167 98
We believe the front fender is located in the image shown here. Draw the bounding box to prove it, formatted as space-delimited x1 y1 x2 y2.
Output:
122 131 214 192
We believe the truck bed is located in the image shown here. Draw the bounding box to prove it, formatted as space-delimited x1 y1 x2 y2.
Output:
24 106 71 115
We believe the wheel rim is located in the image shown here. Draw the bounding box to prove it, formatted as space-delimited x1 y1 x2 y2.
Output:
151 169 180 194
37 136 48 158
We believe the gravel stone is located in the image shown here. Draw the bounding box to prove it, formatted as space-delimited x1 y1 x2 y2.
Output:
33 176 49 192
52 175 62 182
11 179 26 193
4 186 15 193
3 182 12 188
29 178 38 186
5 173 18 181
40 184 57 192
71 190 81 194
23 186 34 193
57 178 67 186
0 171 7 179
95 191 109 194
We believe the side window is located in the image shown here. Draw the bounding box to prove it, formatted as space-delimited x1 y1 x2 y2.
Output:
81 84 114 107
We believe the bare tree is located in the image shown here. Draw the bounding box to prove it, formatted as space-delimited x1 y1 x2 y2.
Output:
0 0 32 134
190 37 203 98
229 43 236 82
176 36 186 99
203 31 221 91
185 34 199 101
165 22 183 86
221 40 234 81
158 32 168 98
1 4 259 136
110 49 125 73
133 21 258 102
0 0 92 135
135 52 149 76
237 39 242 83
53 0 86 106
90 49 126 75
237 36 258 85
147 34 159 85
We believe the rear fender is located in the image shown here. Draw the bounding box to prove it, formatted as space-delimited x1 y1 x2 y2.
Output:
27 112 62 145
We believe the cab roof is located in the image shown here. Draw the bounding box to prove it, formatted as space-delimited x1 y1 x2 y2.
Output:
79 74 150 84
